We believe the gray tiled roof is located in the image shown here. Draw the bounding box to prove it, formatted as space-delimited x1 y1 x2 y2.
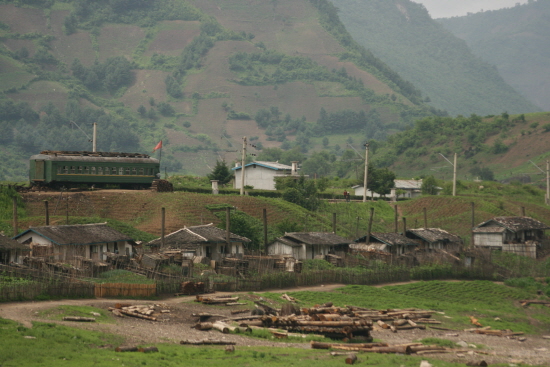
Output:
0 234 31 252
407 228 462 244
282 232 350 246
476 217 550 232
148 224 251 247
14 223 133 246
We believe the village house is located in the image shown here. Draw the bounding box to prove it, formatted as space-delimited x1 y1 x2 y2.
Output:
232 161 300 191
13 223 135 263
268 232 351 260
147 223 251 262
473 216 550 259
406 228 463 253
352 179 440 200
0 233 30 264
351 232 419 256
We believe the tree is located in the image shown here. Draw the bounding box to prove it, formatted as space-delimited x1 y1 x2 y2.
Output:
137 105 147 117
421 175 439 195
276 175 320 211
207 160 233 185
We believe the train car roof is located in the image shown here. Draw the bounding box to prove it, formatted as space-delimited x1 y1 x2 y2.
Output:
30 151 159 164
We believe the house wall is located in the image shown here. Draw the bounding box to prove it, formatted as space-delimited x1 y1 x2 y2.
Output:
234 166 288 190
268 241 305 259
474 233 504 248
503 242 537 259
198 242 244 261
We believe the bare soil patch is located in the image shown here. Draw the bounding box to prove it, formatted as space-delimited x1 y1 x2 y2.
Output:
1 283 549 365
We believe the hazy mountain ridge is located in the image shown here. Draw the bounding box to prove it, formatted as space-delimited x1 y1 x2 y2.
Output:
438 0 550 111
330 0 540 116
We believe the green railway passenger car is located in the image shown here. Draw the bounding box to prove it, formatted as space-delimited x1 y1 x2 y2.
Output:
29 151 160 189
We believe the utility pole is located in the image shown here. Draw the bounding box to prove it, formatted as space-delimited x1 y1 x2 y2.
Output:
439 153 457 196
92 122 97 152
240 136 247 196
362 143 369 202
453 152 457 197
547 160 549 205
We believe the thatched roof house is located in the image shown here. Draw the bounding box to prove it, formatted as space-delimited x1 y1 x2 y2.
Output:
473 216 550 258
268 232 351 260
406 228 463 253
351 232 419 256
147 224 251 261
0 233 30 264
14 223 135 262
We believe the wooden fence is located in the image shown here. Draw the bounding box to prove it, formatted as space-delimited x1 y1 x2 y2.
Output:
94 283 157 298
0 281 95 302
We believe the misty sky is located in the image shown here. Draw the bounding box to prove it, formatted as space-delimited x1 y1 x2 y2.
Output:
412 0 529 18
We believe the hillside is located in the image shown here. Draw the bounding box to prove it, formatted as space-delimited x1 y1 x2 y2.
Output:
0 0 438 181
374 111 550 182
439 0 550 111
4 182 549 248
330 0 540 116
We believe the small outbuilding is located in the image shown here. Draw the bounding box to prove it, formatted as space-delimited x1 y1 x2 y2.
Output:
147 224 251 261
406 228 463 253
0 233 31 264
268 232 351 260
473 216 550 258
351 232 419 256
13 223 135 263
232 161 299 191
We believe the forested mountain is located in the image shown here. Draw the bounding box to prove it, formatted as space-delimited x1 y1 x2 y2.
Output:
0 0 543 183
0 0 441 180
330 0 540 116
439 0 550 111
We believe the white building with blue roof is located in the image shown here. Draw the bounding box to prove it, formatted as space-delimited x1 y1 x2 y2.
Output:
232 161 299 191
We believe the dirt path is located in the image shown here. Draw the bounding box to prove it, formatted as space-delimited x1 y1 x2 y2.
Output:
1 283 549 366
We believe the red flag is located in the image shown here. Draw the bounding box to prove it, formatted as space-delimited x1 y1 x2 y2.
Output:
153 140 162 152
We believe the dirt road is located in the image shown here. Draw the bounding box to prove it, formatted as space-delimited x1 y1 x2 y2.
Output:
1 283 549 366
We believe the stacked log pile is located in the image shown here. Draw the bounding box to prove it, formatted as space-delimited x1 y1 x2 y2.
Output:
178 281 206 295
195 295 239 305
108 303 158 321
150 179 174 192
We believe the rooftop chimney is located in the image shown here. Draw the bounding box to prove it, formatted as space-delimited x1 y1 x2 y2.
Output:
291 161 298 175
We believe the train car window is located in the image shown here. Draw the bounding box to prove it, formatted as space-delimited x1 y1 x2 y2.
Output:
132 167 137 175
63 166 68 174
84 166 89 174
98 167 103 175
119 167 124 175
139 168 144 175
125 167 130 175
78 166 83 174
111 167 117 175
70 166 75 174
57 167 61 174
91 167 96 174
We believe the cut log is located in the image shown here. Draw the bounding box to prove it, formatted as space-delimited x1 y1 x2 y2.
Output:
180 340 236 345
345 353 357 365
115 346 139 352
212 321 230 334
466 361 488 367
194 322 213 331
139 347 159 353
231 309 250 315
225 345 235 353
119 310 157 321
311 341 388 350
62 316 96 322
409 345 446 353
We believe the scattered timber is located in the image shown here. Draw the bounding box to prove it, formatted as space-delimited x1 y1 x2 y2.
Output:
62 316 96 322
345 353 357 365
108 304 158 321
180 340 236 346
195 295 239 304
520 299 550 307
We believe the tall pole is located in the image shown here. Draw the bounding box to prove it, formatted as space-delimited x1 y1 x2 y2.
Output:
240 136 247 196
423 207 428 228
362 143 369 202
12 197 18 237
44 200 49 226
332 213 337 234
161 207 165 249
263 208 268 253
366 208 374 245
394 205 398 233
226 207 231 251
452 153 457 197
92 122 97 152
547 160 549 205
